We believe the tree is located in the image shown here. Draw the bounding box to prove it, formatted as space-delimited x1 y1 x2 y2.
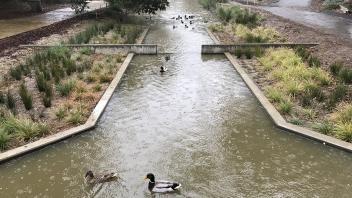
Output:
107 0 169 15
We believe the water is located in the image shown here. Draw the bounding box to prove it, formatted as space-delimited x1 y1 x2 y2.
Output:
261 0 352 39
0 1 106 39
1 0 352 197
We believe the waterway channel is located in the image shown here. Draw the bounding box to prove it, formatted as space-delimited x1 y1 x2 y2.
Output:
260 0 352 39
0 0 352 197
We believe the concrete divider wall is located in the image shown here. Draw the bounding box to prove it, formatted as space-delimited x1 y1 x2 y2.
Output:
0 27 150 163
206 29 352 153
22 44 158 55
201 43 319 54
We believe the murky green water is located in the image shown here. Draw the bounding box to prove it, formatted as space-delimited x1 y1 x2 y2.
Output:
1 0 352 197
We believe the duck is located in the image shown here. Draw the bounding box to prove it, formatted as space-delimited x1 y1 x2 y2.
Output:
160 66 167 73
185 24 188 28
181 20 184 24
84 170 118 185
184 15 188 19
165 55 170 61
173 25 177 29
190 20 193 25
145 173 181 193
171 17 175 19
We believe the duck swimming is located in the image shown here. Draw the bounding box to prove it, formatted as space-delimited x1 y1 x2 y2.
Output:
85 170 118 185
145 173 181 193
160 65 167 73
165 55 170 61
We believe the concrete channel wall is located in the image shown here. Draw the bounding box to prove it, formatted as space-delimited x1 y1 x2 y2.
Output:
206 29 352 153
0 28 150 164
21 44 158 55
201 43 319 54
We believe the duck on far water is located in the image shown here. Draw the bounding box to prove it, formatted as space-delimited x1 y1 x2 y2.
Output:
145 173 181 193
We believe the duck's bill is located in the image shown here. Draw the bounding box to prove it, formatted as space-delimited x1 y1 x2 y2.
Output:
144 176 147 180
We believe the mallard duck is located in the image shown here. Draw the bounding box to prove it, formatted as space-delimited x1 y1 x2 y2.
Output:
165 55 170 61
160 66 167 73
85 170 118 185
173 25 177 29
145 173 181 193
181 20 184 24
185 24 188 28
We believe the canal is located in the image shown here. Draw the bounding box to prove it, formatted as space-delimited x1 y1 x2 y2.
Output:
0 0 352 197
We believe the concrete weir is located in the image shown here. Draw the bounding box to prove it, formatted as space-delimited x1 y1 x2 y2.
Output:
201 43 319 54
0 28 150 163
21 44 158 55
206 29 352 153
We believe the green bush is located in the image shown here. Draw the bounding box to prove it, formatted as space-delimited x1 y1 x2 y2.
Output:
323 0 344 9
308 56 321 67
0 128 10 150
279 100 293 115
303 83 325 102
295 47 310 60
244 33 268 43
328 84 347 107
56 80 76 97
3 116 48 141
289 118 304 126
55 107 66 120
6 91 16 111
313 121 334 135
9 66 22 80
338 68 352 84
199 0 217 10
67 109 85 125
330 61 343 76
0 92 4 104
243 48 253 59
335 123 352 142
19 83 33 110
265 87 283 103
80 47 93 55
234 48 243 58
93 84 102 92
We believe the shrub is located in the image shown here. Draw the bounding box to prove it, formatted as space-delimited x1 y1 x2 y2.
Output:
243 48 253 59
295 47 310 60
303 83 325 102
208 23 224 32
244 33 267 43
279 100 293 115
99 73 113 83
67 109 85 125
232 7 260 26
80 47 93 55
6 91 16 110
323 0 344 9
328 84 347 107
3 116 48 140
93 84 102 92
43 95 52 108
56 80 76 97
335 104 352 124
35 72 47 92
0 128 10 150
302 108 316 120
9 66 22 80
63 59 77 76
0 92 4 104
265 87 283 103
217 6 234 23
335 123 352 142
338 68 352 84
289 118 304 126
55 107 66 120
307 56 321 67
199 0 217 10
330 61 343 76
234 48 243 58
19 83 33 110
313 121 334 135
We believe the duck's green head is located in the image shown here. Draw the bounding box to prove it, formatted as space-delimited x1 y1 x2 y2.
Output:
85 171 94 179
145 173 155 182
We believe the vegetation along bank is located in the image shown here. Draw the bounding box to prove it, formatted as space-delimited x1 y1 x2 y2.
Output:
201 1 352 143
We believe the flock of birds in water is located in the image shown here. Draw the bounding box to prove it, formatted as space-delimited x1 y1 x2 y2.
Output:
84 14 196 194
160 14 196 73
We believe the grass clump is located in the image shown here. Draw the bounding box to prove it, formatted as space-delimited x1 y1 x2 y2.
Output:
330 61 343 76
19 83 33 110
2 116 48 141
9 66 23 80
335 123 352 142
234 24 279 43
328 84 347 108
265 87 283 103
6 91 16 111
0 128 11 150
67 108 85 125
0 92 5 104
338 68 352 84
279 100 293 115
55 106 66 120
208 23 224 32
56 80 76 97
313 121 334 135
199 0 218 10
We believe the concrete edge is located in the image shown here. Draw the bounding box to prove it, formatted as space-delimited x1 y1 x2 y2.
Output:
206 28 352 153
0 27 150 163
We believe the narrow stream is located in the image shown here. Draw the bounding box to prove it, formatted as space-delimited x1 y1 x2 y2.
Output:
0 0 106 39
260 0 352 39
1 0 352 197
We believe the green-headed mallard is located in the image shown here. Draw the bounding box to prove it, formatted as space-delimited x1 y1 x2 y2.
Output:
160 66 167 73
85 170 118 185
144 173 181 193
